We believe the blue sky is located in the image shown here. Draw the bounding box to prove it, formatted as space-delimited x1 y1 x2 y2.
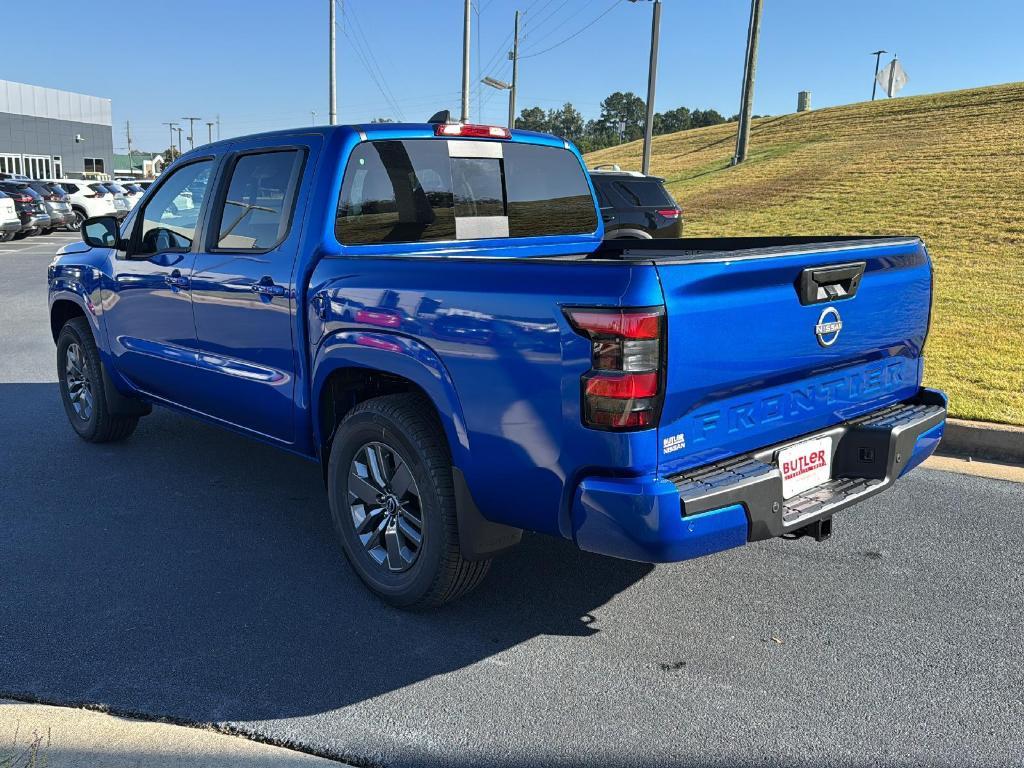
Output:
4 0 1022 153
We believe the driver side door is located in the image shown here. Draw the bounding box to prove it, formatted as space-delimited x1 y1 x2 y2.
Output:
104 157 218 408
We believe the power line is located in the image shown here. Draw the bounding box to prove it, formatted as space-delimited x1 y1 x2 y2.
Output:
519 0 623 59
338 0 406 120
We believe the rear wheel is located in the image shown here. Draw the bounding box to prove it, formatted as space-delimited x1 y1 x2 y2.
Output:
57 317 139 442
327 394 490 609
0 231 14 242
68 209 86 232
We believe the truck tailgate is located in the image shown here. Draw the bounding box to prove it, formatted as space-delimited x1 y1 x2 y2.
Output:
654 238 932 474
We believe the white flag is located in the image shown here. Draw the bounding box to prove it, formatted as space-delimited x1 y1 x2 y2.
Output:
876 58 909 97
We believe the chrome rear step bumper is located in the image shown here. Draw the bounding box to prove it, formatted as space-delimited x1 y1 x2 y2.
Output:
668 389 947 541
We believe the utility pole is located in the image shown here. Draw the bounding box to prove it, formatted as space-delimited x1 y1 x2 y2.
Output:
162 122 178 159
638 0 662 175
175 127 184 155
329 0 338 124
311 110 318 125
216 114 221 140
206 121 215 144
870 50 887 100
731 0 763 166
182 116 200 150
461 0 471 122
125 120 133 177
508 10 520 129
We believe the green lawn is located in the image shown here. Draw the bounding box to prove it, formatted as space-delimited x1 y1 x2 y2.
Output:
587 82 1024 425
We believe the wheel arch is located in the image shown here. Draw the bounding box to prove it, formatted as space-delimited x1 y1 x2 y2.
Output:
312 332 520 560
312 331 471 470
50 297 87 343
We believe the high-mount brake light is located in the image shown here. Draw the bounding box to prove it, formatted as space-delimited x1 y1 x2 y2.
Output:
434 123 512 139
565 306 665 431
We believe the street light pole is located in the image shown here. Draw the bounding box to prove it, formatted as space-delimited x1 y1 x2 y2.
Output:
641 0 661 175
731 0 763 166
162 122 178 158
329 0 337 124
206 121 215 144
508 10 520 129
182 117 201 150
870 49 887 100
175 127 184 155
461 0 472 122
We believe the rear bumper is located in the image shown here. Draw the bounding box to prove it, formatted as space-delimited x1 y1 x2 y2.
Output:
1 220 20 233
571 388 947 563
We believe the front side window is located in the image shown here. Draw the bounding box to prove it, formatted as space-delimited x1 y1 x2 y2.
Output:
135 160 213 256
335 139 596 245
213 150 302 250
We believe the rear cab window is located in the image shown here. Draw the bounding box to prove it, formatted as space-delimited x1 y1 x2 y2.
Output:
335 138 597 245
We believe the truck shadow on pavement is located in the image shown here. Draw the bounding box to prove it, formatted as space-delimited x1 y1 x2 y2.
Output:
0 383 653 726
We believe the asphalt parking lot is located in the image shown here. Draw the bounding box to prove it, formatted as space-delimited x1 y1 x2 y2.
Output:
1 235 1023 767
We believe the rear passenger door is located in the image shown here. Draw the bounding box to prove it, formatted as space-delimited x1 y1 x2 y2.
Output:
187 136 319 443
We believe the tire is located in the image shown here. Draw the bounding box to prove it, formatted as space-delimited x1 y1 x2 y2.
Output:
56 316 139 443
327 394 490 609
0 231 14 242
68 209 86 232
12 231 27 240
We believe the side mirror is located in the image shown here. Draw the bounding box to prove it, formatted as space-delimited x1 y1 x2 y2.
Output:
82 216 125 250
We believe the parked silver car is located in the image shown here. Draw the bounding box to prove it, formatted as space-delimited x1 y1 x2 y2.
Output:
27 182 75 230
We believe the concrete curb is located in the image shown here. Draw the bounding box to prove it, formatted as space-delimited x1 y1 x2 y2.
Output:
0 699 348 767
937 418 1024 464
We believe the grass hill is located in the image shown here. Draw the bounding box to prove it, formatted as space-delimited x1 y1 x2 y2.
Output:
586 82 1024 426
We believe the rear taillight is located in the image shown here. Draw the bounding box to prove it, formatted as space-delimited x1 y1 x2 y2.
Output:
656 208 680 219
565 306 665 430
86 191 105 198
13 195 32 203
434 122 511 139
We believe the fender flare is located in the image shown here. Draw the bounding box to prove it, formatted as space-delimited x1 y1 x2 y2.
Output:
311 330 522 560
48 287 150 418
311 330 471 470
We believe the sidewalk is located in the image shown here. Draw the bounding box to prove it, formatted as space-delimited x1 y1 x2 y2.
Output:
0 699 345 768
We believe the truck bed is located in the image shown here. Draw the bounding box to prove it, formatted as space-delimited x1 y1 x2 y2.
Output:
591 235 921 262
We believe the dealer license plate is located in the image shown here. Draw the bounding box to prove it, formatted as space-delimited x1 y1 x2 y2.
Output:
777 436 833 499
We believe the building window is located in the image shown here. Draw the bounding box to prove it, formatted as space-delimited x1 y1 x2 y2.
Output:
83 158 105 174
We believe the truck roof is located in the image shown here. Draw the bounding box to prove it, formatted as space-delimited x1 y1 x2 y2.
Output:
180 122 575 159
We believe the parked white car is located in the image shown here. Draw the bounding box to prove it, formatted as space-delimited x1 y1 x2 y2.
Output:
104 181 140 211
0 191 21 241
42 179 118 231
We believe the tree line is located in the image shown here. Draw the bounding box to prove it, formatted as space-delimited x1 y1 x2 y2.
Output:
515 91 743 153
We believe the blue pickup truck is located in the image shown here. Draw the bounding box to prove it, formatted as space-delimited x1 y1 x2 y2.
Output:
48 119 946 607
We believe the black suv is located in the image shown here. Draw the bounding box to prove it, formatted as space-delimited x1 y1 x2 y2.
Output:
589 167 682 239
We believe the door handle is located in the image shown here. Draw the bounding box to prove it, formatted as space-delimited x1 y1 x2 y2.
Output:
251 279 287 298
164 270 189 289
798 261 866 305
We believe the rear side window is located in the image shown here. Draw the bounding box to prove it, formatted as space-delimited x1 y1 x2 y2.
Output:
336 139 596 245
611 179 672 207
212 150 303 251
63 183 80 194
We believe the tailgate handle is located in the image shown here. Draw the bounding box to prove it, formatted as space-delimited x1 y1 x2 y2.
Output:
799 261 866 305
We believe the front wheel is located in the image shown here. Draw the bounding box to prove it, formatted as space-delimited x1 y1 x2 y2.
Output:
68 210 86 232
327 394 490 609
57 317 139 442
